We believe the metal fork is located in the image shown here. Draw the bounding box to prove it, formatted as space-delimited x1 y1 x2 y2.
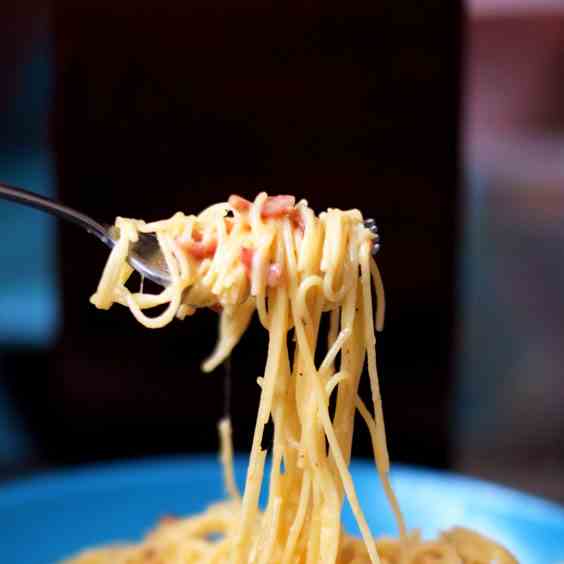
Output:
0 182 380 288
363 217 380 255
0 182 169 287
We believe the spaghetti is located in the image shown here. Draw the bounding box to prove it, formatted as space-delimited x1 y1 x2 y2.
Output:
68 193 517 564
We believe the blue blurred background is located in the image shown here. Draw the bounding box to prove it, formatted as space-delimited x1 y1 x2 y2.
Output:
0 0 562 506
0 5 57 466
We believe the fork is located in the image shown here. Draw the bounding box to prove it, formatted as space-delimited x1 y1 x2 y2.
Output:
0 182 380 288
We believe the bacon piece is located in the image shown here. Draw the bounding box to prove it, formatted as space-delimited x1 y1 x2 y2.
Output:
224 217 234 233
160 515 179 525
261 195 296 219
267 263 283 287
178 237 217 260
240 246 254 276
241 247 283 287
228 194 252 212
289 208 305 234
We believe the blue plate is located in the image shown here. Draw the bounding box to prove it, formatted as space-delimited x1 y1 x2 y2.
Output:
0 456 563 563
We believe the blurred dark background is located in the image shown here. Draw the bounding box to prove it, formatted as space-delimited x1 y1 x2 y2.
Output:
1 0 460 471
4 0 559 506
49 0 460 469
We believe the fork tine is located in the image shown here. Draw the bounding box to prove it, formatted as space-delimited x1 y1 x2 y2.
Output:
363 218 381 256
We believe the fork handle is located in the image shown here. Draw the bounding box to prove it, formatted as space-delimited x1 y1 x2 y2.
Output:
0 182 111 244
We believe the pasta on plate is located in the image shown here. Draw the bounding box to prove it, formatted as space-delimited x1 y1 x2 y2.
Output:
67 193 517 564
